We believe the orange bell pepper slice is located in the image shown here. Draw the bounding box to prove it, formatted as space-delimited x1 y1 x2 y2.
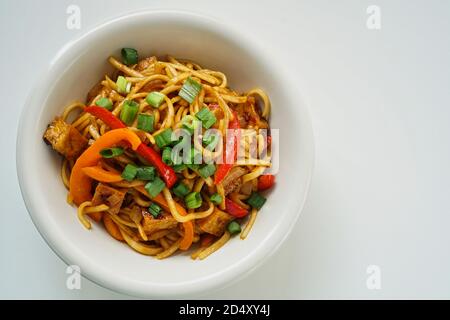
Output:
69 128 141 205
81 165 123 183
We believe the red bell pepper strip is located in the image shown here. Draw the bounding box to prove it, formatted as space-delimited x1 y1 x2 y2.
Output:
214 111 240 184
85 106 177 188
258 174 276 191
85 106 126 130
136 143 177 188
225 198 248 218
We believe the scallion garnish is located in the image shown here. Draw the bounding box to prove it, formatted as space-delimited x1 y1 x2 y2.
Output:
155 128 173 148
181 115 199 135
136 166 155 181
95 97 113 110
198 164 216 179
137 113 154 132
227 221 241 235
196 107 217 129
173 164 187 172
148 202 162 218
246 192 267 210
121 164 138 181
162 147 173 165
185 192 202 209
116 76 130 94
179 77 202 104
120 100 139 126
146 92 165 108
144 177 166 198
210 193 223 205
121 48 138 66
172 182 190 198
202 133 219 149
99 147 124 158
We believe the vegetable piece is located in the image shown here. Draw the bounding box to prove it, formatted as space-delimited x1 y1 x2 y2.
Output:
146 92 165 108
172 182 190 198
203 133 219 149
227 221 241 235
210 193 223 205
173 164 187 172
258 174 275 190
137 143 177 188
155 128 173 148
84 106 177 188
121 48 138 66
99 147 124 158
198 164 216 179
85 106 126 130
116 76 130 94
145 177 166 198
179 77 202 103
103 214 124 241
81 166 123 183
185 192 202 209
119 100 139 126
195 107 217 129
246 192 267 210
135 185 193 250
136 166 155 181
224 198 249 218
121 164 138 181
95 97 113 110
69 128 142 205
148 202 162 218
214 111 240 184
137 113 154 132
181 115 198 135
162 147 173 165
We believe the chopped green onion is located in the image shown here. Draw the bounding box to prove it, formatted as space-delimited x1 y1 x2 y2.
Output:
203 133 219 149
187 164 200 171
173 164 187 172
246 192 267 210
148 202 162 218
198 164 216 179
162 147 173 165
196 107 217 129
185 192 202 209
227 221 241 235
137 113 154 132
155 128 173 148
136 166 155 181
99 147 124 158
181 115 199 135
121 164 138 181
120 100 139 126
179 77 202 104
172 182 190 198
210 193 223 205
95 97 113 110
145 177 166 198
116 76 130 94
146 92 165 108
121 48 138 66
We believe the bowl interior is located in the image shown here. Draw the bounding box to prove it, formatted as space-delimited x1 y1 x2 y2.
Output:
18 11 313 297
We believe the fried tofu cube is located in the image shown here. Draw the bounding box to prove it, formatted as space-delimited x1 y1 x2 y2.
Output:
91 183 126 215
197 208 234 236
43 117 88 160
142 213 178 234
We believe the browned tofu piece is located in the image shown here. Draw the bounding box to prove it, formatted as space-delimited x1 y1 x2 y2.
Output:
136 56 156 72
142 213 178 234
198 208 234 236
221 167 247 195
43 117 88 160
91 183 126 215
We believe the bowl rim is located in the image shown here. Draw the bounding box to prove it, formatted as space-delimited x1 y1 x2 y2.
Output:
16 9 315 298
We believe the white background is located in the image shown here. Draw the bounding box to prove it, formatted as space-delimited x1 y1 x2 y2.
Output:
1 0 450 299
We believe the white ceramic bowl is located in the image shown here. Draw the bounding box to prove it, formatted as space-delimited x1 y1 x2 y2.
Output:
17 10 314 298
